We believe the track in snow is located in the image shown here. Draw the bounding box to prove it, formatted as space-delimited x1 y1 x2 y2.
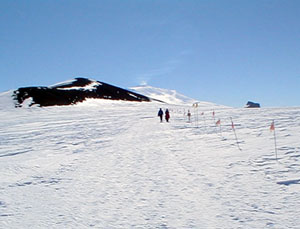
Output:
1 101 300 228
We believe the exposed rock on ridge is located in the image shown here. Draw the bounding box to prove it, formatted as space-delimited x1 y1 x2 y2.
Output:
13 78 151 107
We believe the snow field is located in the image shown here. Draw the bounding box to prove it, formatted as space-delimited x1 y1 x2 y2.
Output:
0 99 300 228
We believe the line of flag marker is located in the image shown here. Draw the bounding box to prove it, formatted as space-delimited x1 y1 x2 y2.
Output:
186 108 279 159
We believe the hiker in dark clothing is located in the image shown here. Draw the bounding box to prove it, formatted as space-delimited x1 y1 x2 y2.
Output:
165 109 170 122
158 108 163 122
187 110 191 122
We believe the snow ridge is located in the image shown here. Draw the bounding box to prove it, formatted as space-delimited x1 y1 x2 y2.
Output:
130 85 228 108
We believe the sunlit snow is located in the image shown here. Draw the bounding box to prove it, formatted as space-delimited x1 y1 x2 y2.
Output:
130 85 228 109
50 80 102 91
0 89 300 228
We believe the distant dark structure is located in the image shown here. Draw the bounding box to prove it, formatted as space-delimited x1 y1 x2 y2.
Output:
13 78 151 107
245 101 260 108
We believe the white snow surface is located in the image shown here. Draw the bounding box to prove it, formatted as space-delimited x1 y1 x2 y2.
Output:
0 90 16 110
1 97 300 228
49 79 102 91
48 79 78 88
130 85 227 109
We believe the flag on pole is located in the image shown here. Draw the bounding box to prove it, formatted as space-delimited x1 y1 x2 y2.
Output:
212 111 216 132
270 120 278 160
230 117 242 151
231 120 235 129
215 118 223 137
270 121 275 131
230 117 241 151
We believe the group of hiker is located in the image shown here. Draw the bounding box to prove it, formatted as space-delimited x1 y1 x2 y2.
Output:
157 108 193 123
158 108 170 122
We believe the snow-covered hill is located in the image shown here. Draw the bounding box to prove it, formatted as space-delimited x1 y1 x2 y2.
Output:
0 90 16 110
130 85 196 104
1 89 300 228
1 80 228 109
11 78 151 107
130 85 227 109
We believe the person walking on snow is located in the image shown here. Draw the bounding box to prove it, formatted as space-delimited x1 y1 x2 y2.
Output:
187 110 191 122
158 108 164 122
165 109 170 122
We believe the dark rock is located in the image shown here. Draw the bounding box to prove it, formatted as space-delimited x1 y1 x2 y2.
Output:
13 78 151 107
245 101 260 108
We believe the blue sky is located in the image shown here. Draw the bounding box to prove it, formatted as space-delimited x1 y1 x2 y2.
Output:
1 0 300 107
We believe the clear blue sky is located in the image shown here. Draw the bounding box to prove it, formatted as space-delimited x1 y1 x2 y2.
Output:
1 0 300 107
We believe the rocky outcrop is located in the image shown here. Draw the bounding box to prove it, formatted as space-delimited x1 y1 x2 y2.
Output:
13 78 151 107
245 101 260 108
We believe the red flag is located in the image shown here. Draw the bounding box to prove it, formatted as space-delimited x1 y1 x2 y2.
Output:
270 121 275 131
231 120 235 129
216 119 221 125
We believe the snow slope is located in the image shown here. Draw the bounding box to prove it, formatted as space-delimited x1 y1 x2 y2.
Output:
49 78 102 91
1 96 300 228
130 85 227 109
0 90 17 110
